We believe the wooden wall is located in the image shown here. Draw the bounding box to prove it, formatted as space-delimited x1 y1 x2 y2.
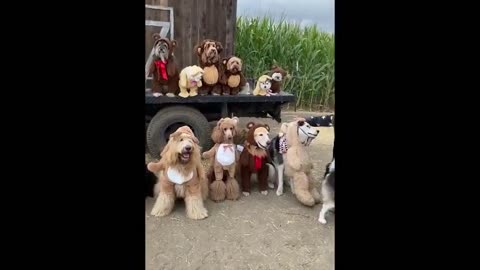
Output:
145 0 237 69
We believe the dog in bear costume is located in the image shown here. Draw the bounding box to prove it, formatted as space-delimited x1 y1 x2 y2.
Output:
282 118 322 206
219 56 246 95
239 122 272 196
202 117 241 202
195 39 223 96
268 65 289 95
148 34 179 97
147 126 209 220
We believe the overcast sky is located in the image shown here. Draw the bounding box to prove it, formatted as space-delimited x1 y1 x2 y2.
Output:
237 0 334 33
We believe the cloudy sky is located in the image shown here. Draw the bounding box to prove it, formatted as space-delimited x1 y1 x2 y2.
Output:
237 0 334 33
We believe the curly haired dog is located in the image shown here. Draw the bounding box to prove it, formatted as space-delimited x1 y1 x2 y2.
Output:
239 122 272 196
147 126 209 220
282 118 321 206
202 117 241 202
195 39 223 96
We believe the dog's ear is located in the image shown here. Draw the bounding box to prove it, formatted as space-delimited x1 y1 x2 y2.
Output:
217 118 225 127
297 119 305 126
231 116 239 126
280 123 289 134
191 135 199 145
215 41 223 54
264 124 270 132
169 131 182 140
246 122 255 129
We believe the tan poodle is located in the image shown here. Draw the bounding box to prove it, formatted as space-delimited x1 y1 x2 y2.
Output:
282 118 321 206
147 126 209 220
202 117 241 202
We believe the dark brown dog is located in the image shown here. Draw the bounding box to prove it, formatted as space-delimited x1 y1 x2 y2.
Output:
148 34 180 97
268 65 288 95
219 56 246 95
194 39 223 95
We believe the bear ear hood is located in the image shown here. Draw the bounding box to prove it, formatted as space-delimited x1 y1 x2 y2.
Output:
153 35 177 50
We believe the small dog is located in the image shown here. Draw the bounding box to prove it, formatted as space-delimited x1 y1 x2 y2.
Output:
318 159 335 224
306 115 334 127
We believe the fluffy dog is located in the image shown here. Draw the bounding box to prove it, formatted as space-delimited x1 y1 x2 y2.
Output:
219 56 246 95
195 39 223 95
281 118 321 206
178 65 204 98
202 117 241 202
239 122 272 196
147 126 209 220
253 75 273 96
319 159 335 224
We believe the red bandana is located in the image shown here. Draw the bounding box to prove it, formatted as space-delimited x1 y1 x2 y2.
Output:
154 60 168 80
254 156 264 170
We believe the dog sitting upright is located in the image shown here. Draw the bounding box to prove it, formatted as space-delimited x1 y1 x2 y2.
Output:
319 159 335 224
147 126 209 220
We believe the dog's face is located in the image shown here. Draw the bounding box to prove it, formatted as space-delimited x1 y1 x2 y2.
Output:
297 119 319 146
246 122 271 150
152 35 176 62
213 117 239 144
223 56 242 73
196 39 223 64
185 65 204 82
172 133 196 163
270 65 288 82
284 119 319 146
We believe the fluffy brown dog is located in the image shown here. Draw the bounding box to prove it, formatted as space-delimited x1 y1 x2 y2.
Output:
282 118 321 206
147 126 209 220
219 56 246 95
202 117 241 202
148 34 179 97
239 122 272 196
195 39 223 96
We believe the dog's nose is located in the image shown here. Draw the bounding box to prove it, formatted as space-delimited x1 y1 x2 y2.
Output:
266 140 271 145
316 130 320 134
185 146 192 151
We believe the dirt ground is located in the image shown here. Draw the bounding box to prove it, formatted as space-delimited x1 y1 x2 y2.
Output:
145 111 335 270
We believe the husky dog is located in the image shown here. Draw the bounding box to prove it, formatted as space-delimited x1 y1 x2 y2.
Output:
318 159 335 224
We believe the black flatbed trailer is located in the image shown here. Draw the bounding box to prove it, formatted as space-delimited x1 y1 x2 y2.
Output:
145 91 295 158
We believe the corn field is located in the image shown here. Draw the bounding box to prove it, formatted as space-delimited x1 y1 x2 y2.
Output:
235 17 335 111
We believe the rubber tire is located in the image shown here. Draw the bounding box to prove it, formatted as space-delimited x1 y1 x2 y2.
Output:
146 106 212 159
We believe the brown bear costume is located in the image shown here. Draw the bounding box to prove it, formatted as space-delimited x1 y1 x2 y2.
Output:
202 117 241 202
219 56 246 95
194 39 223 96
239 122 272 196
268 65 288 95
148 34 180 97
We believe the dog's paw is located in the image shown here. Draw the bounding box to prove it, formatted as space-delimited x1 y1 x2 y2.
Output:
166 93 175 97
276 189 283 196
261 190 268 195
268 182 274 189
242 192 250 197
152 92 163 97
150 207 170 217
318 216 327 224
188 207 208 220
